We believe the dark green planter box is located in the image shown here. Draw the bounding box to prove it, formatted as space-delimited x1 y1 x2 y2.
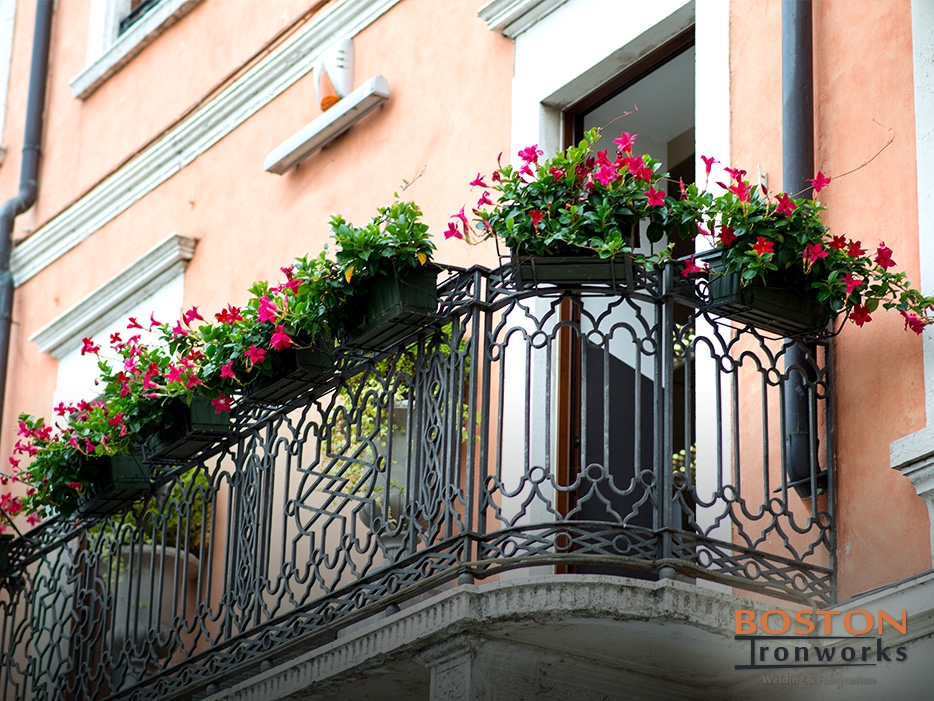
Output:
75 453 152 517
243 344 335 406
511 252 632 288
142 397 230 463
700 250 832 338
345 266 440 350
0 533 13 578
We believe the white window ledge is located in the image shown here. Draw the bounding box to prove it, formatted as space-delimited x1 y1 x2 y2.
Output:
29 233 196 358
70 0 203 100
264 75 390 175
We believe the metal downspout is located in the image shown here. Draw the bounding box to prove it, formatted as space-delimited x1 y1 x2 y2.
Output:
782 0 822 497
0 0 54 431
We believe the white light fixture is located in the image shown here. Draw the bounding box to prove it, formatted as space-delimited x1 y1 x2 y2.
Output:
263 74 390 175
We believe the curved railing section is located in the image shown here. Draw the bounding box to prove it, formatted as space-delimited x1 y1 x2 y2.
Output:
0 263 834 700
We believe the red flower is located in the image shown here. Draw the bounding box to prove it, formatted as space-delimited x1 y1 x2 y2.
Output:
775 193 797 216
220 361 237 380
80 337 100 356
728 180 752 203
718 225 736 247
829 235 847 250
529 210 544 228
646 186 665 207
215 304 244 323
875 242 896 270
724 166 747 182
851 304 872 327
681 255 706 278
752 237 774 256
67 481 83 492
847 239 865 258
808 171 831 194
701 155 718 177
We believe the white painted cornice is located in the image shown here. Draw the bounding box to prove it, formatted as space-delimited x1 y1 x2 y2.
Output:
477 0 569 38
11 0 403 287
29 233 196 359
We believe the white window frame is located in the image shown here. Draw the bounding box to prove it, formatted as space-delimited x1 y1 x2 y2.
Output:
70 0 204 100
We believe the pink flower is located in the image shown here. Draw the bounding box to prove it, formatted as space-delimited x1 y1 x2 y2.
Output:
518 144 543 164
613 132 636 153
244 345 266 365
67 481 83 492
148 313 162 330
725 166 747 182
843 274 862 295
803 243 828 267
172 321 189 338
875 242 895 270
270 325 292 351
646 186 665 207
808 171 831 194
902 311 928 334
221 361 237 380
594 165 616 186
469 173 490 188
211 393 232 414
257 295 280 324
183 306 204 325
851 304 872 327
215 304 244 323
444 222 463 240
728 180 752 203
127 317 144 330
775 193 797 216
700 155 718 177
477 191 493 208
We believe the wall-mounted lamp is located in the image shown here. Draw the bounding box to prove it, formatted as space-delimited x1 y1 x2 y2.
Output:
263 74 390 174
264 37 389 175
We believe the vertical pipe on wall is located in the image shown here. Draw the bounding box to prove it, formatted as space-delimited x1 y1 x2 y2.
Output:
0 0 54 432
782 0 819 497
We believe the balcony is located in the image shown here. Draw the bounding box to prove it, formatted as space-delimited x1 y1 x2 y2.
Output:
0 263 834 700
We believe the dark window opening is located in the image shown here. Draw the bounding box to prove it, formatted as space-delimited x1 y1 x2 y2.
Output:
118 0 162 35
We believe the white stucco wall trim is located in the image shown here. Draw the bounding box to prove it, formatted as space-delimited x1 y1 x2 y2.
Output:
890 0 934 563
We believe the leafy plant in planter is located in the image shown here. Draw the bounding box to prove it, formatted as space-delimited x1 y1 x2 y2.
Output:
331 198 440 349
453 127 677 286
672 163 934 335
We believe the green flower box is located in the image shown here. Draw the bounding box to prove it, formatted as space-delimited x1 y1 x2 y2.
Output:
511 252 632 288
75 453 152 517
345 265 440 351
142 397 229 463
242 344 335 406
700 249 833 338
0 533 13 578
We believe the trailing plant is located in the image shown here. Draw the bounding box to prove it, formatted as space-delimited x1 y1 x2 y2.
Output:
674 161 934 332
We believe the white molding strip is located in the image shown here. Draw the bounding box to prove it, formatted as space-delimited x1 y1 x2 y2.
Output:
11 0 402 287
29 233 196 358
477 0 569 38
71 0 205 100
264 75 389 174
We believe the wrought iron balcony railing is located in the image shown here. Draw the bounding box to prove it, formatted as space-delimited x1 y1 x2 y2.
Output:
0 263 834 700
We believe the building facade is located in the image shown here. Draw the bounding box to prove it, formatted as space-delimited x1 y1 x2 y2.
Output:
0 0 933 698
